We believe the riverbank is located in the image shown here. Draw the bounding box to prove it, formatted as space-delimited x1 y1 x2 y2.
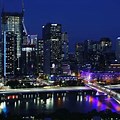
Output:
0 108 120 120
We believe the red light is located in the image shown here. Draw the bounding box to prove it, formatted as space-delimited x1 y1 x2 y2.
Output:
7 96 10 99
12 95 15 99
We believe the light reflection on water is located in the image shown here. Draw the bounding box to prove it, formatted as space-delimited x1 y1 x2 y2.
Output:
0 93 120 116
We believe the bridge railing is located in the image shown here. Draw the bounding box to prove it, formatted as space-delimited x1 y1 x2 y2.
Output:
87 82 120 104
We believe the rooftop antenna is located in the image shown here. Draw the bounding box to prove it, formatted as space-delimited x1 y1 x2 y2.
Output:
21 0 30 44
22 0 25 15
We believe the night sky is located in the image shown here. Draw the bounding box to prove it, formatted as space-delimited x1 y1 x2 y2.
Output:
1 0 120 51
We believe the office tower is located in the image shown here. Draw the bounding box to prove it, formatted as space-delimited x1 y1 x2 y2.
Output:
90 41 101 70
22 45 37 76
62 64 71 75
2 31 17 77
100 38 113 69
29 35 38 46
92 41 100 52
116 37 120 62
37 39 44 74
42 23 62 76
84 40 93 63
61 32 69 61
75 42 84 66
84 39 93 52
100 38 112 52
1 12 23 76
0 42 2 77
68 53 77 74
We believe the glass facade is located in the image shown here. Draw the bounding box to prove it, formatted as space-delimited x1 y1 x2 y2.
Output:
43 23 62 75
3 31 17 77
1 12 23 77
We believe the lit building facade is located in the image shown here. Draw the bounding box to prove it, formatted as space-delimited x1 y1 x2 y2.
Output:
0 42 2 76
100 38 112 52
84 40 93 63
1 12 23 76
43 23 62 75
37 39 44 74
116 37 120 62
61 32 69 61
68 53 78 74
2 31 17 77
21 45 37 76
29 35 38 46
75 42 84 66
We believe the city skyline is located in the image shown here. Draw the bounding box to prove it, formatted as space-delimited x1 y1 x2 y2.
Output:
1 0 120 51
0 1 120 118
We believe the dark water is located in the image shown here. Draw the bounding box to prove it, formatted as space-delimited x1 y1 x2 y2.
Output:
0 92 120 116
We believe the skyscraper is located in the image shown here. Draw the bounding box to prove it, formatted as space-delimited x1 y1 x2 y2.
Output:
0 42 2 77
1 12 23 77
37 39 44 74
75 42 84 66
29 35 38 46
42 23 62 76
100 38 112 52
22 44 37 76
116 37 120 62
61 32 69 61
2 31 17 77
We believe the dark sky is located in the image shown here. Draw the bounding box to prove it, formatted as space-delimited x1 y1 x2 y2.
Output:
1 0 120 51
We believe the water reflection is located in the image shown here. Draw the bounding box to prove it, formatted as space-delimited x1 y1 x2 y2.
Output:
0 102 8 116
0 92 120 116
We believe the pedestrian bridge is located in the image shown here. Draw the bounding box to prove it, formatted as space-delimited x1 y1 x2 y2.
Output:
86 83 120 104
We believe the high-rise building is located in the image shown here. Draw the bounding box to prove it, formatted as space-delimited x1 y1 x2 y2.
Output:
116 37 120 62
2 31 17 77
61 32 69 61
92 41 100 52
37 39 44 74
84 40 93 52
0 42 2 77
1 12 23 76
29 35 38 46
84 40 93 63
100 38 112 52
75 42 84 65
68 53 77 74
22 45 37 76
42 23 62 75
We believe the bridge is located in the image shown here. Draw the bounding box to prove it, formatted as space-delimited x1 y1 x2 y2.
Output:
0 84 120 104
86 82 120 104
0 86 92 94
105 84 120 89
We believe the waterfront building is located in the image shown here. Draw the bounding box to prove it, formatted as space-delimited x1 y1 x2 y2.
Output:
1 12 23 77
68 53 78 74
42 23 62 76
21 44 37 76
2 31 17 77
61 32 69 61
62 64 71 75
108 63 120 72
37 39 44 74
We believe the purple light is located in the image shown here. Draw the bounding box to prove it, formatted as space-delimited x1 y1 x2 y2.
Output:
81 71 92 81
